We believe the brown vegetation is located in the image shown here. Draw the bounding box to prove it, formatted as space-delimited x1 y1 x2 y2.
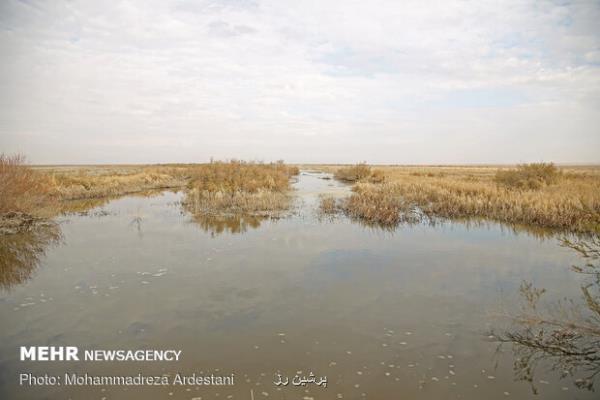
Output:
333 163 385 183
49 165 190 200
1 155 299 232
187 160 296 194
341 183 420 226
4 154 599 234
318 195 338 215
334 163 372 182
0 154 57 216
495 162 560 190
325 164 600 233
183 161 298 216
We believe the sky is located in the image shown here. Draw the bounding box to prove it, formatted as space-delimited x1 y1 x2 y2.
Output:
0 0 599 164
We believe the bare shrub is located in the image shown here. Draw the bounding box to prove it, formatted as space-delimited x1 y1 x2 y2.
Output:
0 154 56 215
491 237 600 392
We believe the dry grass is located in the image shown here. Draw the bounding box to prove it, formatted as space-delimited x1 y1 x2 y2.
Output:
340 184 418 226
495 163 560 189
48 165 190 200
187 160 296 194
319 195 338 215
2 158 298 222
323 164 600 233
0 154 57 216
334 163 372 182
185 189 292 216
183 161 298 216
333 162 386 183
5 155 599 234
40 161 298 216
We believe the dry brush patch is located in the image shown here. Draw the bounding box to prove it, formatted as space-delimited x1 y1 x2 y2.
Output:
318 195 338 215
48 165 190 200
0 154 58 217
1 156 300 231
495 163 560 190
331 164 600 233
337 183 421 226
333 163 386 183
183 161 298 216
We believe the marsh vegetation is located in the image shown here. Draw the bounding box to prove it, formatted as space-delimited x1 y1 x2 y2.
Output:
0 154 58 217
50 165 190 200
2 166 599 399
0 155 300 232
183 161 299 216
333 162 385 183
494 163 561 190
320 163 600 234
2 154 600 235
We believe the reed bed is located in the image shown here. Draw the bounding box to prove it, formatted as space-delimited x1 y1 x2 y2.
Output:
4 153 599 234
326 164 600 233
183 161 298 216
1 156 298 232
49 165 190 200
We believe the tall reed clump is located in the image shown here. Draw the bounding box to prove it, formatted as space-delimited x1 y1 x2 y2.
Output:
319 196 338 215
0 154 57 217
495 163 560 190
334 163 385 183
341 183 419 226
184 160 298 216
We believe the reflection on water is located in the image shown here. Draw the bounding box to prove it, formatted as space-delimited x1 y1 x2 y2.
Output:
493 236 600 393
453 218 561 240
59 189 176 216
59 197 110 215
190 213 267 237
0 222 62 290
0 173 597 399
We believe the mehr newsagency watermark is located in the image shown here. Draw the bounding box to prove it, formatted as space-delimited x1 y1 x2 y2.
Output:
18 346 234 387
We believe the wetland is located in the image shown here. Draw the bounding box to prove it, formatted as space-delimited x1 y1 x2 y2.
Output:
1 170 599 399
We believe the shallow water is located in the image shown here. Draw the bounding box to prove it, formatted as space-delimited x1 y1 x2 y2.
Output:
0 172 596 399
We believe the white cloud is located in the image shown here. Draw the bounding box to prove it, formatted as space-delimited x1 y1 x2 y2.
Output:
0 0 599 164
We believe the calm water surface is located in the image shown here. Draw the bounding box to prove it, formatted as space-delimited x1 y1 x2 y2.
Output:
0 172 594 399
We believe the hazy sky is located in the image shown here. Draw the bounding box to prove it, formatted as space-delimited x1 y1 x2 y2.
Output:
1 0 599 164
